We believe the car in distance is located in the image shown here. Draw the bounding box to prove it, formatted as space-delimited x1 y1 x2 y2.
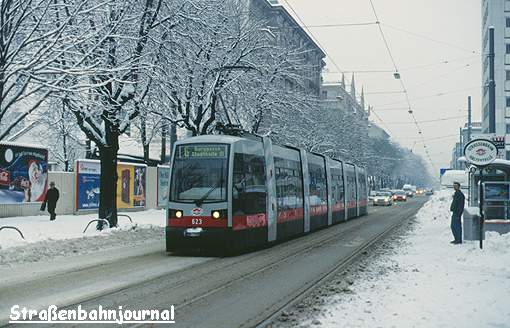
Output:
425 189 434 196
369 190 378 202
393 190 407 202
373 191 393 206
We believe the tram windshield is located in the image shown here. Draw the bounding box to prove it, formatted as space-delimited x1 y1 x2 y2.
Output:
170 144 229 204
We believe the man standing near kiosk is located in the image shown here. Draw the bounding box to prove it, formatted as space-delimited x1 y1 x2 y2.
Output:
450 182 465 244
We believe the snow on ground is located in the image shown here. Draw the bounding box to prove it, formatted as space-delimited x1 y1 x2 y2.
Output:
303 190 510 328
0 210 165 266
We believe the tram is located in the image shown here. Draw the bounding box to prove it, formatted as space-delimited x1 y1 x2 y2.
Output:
166 134 368 254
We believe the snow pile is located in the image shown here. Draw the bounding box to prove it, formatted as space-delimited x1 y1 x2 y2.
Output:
308 190 510 327
0 210 166 266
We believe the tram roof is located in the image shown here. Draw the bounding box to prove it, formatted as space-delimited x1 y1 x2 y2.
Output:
175 135 247 145
175 135 365 170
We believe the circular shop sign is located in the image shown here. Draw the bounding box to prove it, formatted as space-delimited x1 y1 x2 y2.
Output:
463 139 498 167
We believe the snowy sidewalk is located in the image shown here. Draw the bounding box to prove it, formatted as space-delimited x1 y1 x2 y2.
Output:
304 190 510 328
0 210 166 266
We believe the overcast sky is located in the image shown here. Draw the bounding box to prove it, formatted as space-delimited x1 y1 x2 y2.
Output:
280 0 482 177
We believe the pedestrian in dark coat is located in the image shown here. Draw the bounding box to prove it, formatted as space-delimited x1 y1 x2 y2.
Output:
449 182 465 244
41 182 60 221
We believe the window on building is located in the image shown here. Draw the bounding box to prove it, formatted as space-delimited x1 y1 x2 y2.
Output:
506 124 510 134
506 44 510 54
506 151 510 161
507 97 510 107
321 90 327 99
506 71 510 81
506 17 510 28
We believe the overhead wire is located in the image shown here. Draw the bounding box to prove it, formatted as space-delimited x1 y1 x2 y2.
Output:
323 54 479 75
384 115 467 125
381 23 480 55
368 0 436 171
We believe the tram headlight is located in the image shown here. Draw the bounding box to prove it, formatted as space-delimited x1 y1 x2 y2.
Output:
212 211 221 219
175 210 183 219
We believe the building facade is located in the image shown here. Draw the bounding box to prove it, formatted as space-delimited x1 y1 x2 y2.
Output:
481 0 510 136
247 0 326 96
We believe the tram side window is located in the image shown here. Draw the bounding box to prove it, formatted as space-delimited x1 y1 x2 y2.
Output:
274 157 303 211
358 172 367 200
308 162 327 206
346 172 356 203
331 168 344 204
232 153 267 215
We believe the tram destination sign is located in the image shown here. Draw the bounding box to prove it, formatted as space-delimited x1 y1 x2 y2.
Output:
177 144 227 159
463 139 498 167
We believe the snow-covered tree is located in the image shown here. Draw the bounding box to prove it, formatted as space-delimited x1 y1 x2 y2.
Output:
49 0 181 228
0 0 92 139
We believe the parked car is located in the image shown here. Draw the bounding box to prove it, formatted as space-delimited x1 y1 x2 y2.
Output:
393 190 407 202
373 191 393 206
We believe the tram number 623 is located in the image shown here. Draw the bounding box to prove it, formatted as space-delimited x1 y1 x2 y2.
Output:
191 218 203 225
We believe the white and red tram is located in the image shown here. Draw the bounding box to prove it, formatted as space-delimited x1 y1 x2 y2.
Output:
166 134 368 253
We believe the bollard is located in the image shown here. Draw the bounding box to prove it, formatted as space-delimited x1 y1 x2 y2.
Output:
83 219 110 233
0 226 25 240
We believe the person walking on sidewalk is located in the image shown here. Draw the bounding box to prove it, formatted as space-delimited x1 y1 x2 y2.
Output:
41 182 60 221
449 182 465 244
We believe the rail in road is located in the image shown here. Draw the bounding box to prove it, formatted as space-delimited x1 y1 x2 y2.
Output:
1 197 427 328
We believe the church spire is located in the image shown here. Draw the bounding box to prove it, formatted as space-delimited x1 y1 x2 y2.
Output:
350 73 356 99
341 73 346 89
360 86 365 110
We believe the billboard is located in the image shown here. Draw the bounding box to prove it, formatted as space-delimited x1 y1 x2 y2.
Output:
76 160 101 210
157 165 170 207
0 143 48 203
76 160 147 211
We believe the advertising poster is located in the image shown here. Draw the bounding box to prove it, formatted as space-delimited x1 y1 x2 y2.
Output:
157 165 170 207
484 183 510 201
116 163 147 209
0 143 48 204
76 160 101 210
133 166 146 207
